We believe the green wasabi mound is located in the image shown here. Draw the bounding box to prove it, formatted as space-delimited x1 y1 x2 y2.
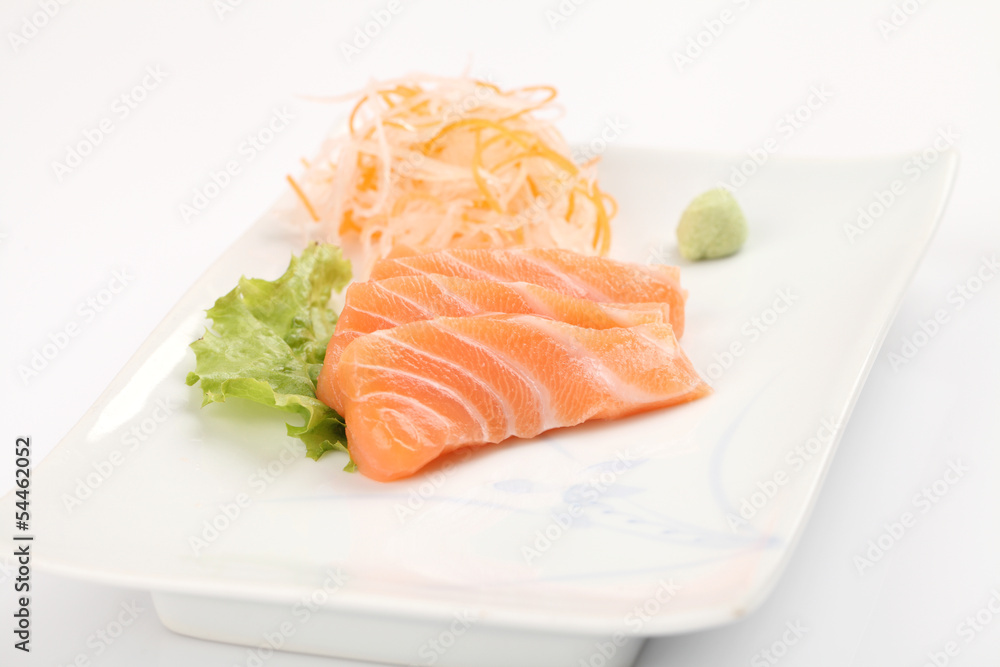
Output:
676 187 748 261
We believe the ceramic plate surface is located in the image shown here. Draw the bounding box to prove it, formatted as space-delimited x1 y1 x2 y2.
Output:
13 147 957 666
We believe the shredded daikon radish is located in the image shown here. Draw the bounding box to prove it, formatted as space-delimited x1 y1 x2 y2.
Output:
288 74 616 278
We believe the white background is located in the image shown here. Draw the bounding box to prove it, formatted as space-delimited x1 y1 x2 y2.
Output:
2 0 998 665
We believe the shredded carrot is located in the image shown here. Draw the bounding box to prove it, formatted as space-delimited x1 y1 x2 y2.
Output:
286 175 319 222
288 74 617 277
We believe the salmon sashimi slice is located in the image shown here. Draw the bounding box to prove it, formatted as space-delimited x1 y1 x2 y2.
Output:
336 314 711 482
316 275 672 414
369 247 687 338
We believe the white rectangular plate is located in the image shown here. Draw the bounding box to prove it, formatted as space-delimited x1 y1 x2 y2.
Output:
13 147 957 667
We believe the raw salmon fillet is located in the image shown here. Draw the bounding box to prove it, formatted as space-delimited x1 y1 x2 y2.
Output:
336 314 711 481
369 248 687 337
316 275 671 414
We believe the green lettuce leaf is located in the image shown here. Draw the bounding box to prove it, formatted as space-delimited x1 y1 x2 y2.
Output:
185 243 354 468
